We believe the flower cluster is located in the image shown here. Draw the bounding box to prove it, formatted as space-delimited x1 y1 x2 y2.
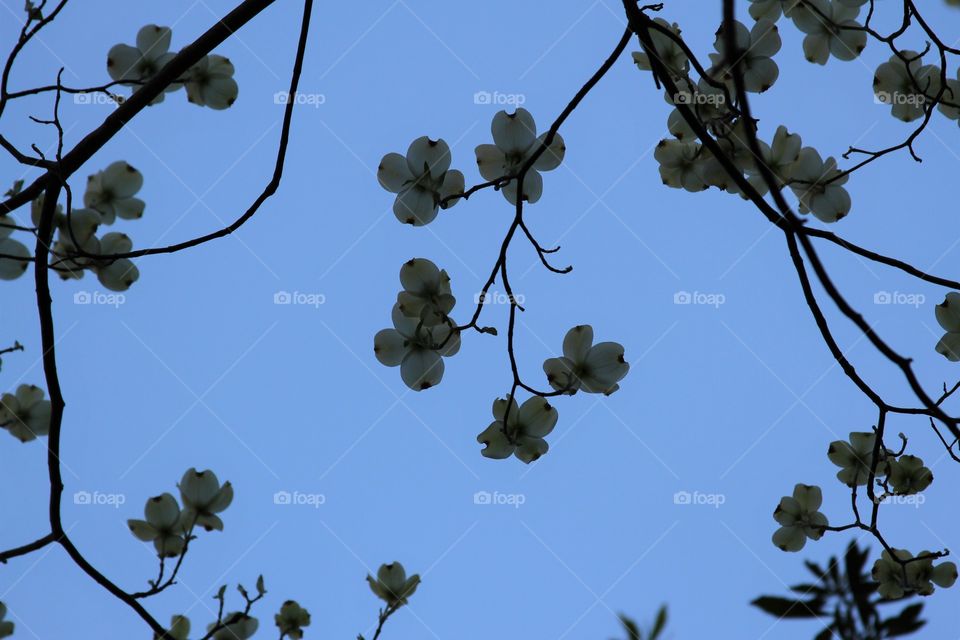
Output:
827 431 885 487
0 384 51 443
367 562 420 608
872 549 957 599
127 468 233 557
275 600 311 639
108 25 238 109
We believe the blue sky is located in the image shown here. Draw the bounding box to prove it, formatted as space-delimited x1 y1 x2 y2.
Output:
2 1 960 638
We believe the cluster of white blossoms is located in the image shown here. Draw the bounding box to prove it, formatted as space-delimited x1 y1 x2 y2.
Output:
0 384 51 443
127 468 233 557
108 25 238 109
934 292 960 361
0 602 12 639
872 549 957 599
374 259 461 391
367 562 421 608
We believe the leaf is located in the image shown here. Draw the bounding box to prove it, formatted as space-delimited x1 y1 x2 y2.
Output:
814 627 835 640
789 583 825 596
237 583 249 600
750 596 824 619
648 606 667 640
617 614 642 640
214 585 226 602
2 180 21 198
882 603 926 637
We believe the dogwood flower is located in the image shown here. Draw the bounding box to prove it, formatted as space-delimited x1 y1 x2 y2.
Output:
275 600 311 639
935 292 960 360
788 147 851 222
378 137 465 226
709 19 782 93
209 614 258 640
772 483 828 552
827 431 885 487
154 615 190 640
745 125 801 188
887 455 933 495
631 18 689 78
938 69 960 122
0 384 51 442
872 549 957 599
178 468 233 531
107 25 180 103
367 562 420 607
0 217 29 281
790 0 867 65
89 232 140 292
654 140 707 192
543 325 629 395
374 303 460 391
127 493 186 558
475 108 565 204
873 51 941 122
0 602 13 639
477 396 559 463
747 0 802 21
397 258 455 326
185 55 239 110
84 162 145 224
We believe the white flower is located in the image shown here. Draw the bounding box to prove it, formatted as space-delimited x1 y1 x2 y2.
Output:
936 292 960 360
90 232 140 292
827 431 885 487
374 303 460 391
887 455 933 495
477 396 559 464
791 0 867 65
185 55 238 110
873 51 941 122
178 468 233 531
0 216 29 281
937 68 960 122
107 25 180 103
0 602 13 639
771 483 828 552
747 125 801 188
396 258 455 325
127 493 186 558
275 600 311 640
84 162 145 224
543 325 629 395
631 18 689 78
378 137 465 226
0 384 51 442
154 615 190 640
654 139 707 192
709 19 782 93
475 108 565 205
872 549 957 599
209 614 258 640
788 147 851 222
747 0 803 21
367 562 420 607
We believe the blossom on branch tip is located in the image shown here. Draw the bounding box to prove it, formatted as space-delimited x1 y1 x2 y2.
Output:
378 137 464 226
827 431 885 487
788 147 851 222
654 140 707 192
107 25 180 104
178 468 233 531
935 292 960 361
185 55 239 110
84 161 145 224
543 325 629 395
873 51 941 122
475 108 565 205
374 303 460 391
0 384 51 442
709 19 782 93
397 258 455 326
477 395 559 464
887 455 933 495
209 613 258 640
275 600 311 639
772 483 828 552
0 602 13 638
127 493 186 558
367 562 420 607
872 549 957 599
791 0 867 65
